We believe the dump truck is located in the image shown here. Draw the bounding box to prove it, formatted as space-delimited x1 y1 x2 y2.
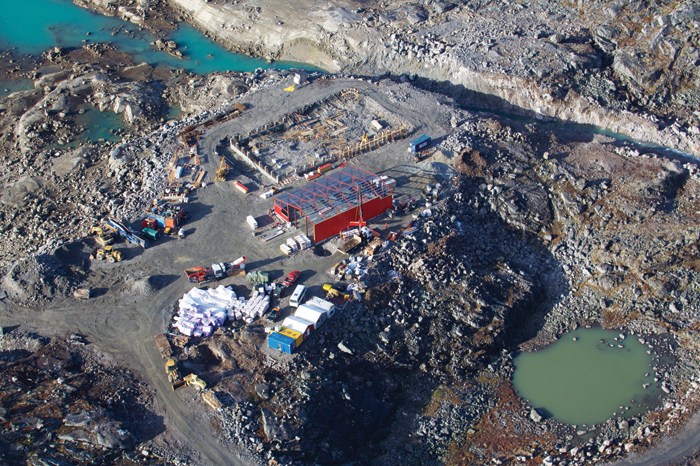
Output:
185 256 247 285
154 333 173 359
88 226 115 247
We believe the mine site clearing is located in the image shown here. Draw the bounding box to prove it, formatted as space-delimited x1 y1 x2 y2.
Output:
68 74 455 431
4 69 700 466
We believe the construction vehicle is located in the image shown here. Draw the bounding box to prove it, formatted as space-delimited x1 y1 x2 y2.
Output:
323 284 350 300
184 256 247 285
101 217 149 248
91 245 123 263
185 266 216 286
154 333 173 359
88 226 115 247
165 359 185 390
214 156 229 182
184 373 207 390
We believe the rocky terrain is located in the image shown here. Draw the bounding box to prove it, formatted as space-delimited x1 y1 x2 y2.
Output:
0 0 699 465
155 0 700 155
0 330 170 465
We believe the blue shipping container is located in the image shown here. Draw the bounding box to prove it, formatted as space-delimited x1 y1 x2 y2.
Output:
268 332 296 354
409 134 431 153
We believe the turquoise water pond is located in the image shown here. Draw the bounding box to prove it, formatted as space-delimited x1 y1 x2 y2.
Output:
513 328 662 426
0 0 319 74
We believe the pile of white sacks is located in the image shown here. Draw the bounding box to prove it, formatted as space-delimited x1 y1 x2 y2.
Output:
174 285 270 337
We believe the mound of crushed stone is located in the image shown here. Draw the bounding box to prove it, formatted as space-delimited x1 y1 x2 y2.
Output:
1 255 73 304
128 275 167 297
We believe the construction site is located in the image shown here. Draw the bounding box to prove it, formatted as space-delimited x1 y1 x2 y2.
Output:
2 70 700 466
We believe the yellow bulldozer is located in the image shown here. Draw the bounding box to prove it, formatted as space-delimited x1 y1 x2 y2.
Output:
90 245 123 263
88 226 115 247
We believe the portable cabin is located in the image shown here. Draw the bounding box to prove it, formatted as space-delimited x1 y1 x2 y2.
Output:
307 296 336 318
281 316 314 338
277 327 303 348
409 134 431 153
268 331 296 354
294 304 327 328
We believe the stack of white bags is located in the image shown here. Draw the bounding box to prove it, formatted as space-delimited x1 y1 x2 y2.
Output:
174 286 236 337
228 290 270 323
174 286 272 336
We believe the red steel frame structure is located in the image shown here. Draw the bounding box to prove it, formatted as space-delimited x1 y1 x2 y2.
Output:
274 166 393 243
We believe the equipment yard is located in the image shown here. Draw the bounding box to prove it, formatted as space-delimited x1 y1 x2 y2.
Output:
2 69 700 466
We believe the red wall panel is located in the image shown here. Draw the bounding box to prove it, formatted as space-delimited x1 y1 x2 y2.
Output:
313 195 392 243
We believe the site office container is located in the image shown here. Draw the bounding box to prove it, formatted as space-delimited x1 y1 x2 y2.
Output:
281 316 314 338
268 331 296 354
294 304 327 328
409 134 431 153
289 285 307 307
317 163 332 175
306 297 336 318
277 327 303 348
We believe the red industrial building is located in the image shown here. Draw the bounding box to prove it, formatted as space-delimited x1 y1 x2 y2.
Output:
274 167 393 243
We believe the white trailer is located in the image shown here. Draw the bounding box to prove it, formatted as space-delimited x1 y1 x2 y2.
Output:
294 304 327 328
246 215 258 229
307 296 336 318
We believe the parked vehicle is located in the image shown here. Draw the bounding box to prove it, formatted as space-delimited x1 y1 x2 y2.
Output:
184 257 247 285
154 333 173 359
283 270 301 287
289 284 307 308
267 306 280 322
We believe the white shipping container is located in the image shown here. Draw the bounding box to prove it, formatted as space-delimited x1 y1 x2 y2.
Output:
247 215 258 229
307 297 336 318
295 304 327 328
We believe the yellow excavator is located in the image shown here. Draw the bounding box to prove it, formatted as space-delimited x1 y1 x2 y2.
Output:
91 245 123 263
88 226 114 247
323 284 349 300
